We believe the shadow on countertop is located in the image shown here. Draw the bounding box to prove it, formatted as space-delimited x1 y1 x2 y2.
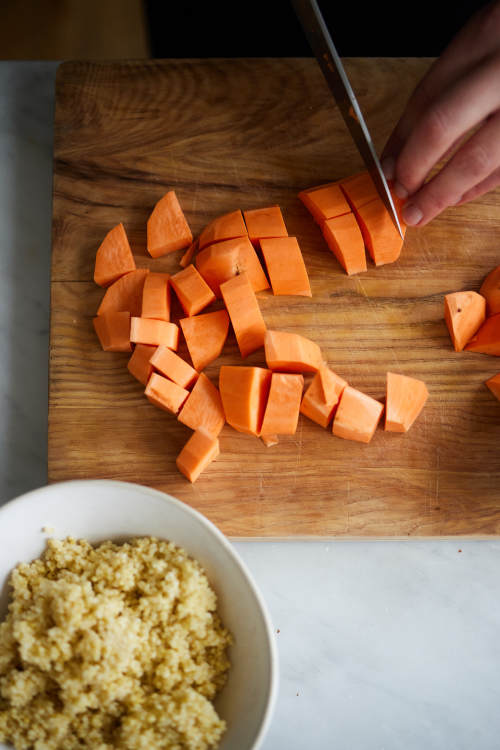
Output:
0 62 58 503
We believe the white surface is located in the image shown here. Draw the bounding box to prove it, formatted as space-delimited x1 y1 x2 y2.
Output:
0 480 278 750
1 61 500 750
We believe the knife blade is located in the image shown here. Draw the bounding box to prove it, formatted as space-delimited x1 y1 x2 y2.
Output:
291 0 404 238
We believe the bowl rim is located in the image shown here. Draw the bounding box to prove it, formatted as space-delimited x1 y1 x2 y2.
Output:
0 479 279 750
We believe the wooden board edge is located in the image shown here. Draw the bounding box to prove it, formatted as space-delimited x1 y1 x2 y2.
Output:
227 535 500 541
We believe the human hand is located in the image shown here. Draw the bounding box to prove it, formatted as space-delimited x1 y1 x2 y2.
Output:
381 0 500 227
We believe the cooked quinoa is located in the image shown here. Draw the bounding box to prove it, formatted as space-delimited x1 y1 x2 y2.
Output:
0 536 232 750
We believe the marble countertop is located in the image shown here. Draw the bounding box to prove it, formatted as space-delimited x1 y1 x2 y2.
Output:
1 62 499 750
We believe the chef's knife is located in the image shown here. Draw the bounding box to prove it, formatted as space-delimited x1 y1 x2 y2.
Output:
291 0 404 238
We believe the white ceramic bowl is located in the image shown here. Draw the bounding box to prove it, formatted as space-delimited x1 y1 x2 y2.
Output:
0 480 278 750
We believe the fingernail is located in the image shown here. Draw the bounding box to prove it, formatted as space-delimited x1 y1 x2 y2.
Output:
393 181 409 199
381 156 395 180
402 203 423 226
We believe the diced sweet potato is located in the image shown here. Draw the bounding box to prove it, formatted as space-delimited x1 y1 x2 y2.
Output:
265 330 323 373
196 237 269 297
141 272 171 322
150 346 198 389
243 205 288 243
199 209 247 250
480 265 500 316
180 310 230 371
170 264 216 317
220 273 267 358
445 291 486 352
299 182 350 224
93 311 131 352
176 427 220 483
385 372 429 432
332 385 383 443
321 213 367 275
260 237 311 297
486 373 500 401
260 373 304 435
130 318 179 349
177 372 225 436
97 269 149 317
147 190 193 258
145 372 189 414
219 365 272 436
464 313 500 356
127 343 156 385
300 366 347 428
94 223 136 287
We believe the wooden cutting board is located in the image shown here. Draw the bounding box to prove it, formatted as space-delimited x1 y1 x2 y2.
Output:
49 58 500 538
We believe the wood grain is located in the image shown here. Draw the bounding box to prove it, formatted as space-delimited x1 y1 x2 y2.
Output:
49 58 500 537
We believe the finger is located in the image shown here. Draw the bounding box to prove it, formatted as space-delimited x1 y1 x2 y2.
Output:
400 110 500 226
383 129 477 181
393 53 500 197
386 113 493 180
382 1 500 164
455 165 500 205
381 70 437 168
